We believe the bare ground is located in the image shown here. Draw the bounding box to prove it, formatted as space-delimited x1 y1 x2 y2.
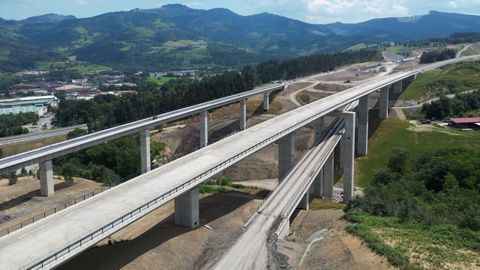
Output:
0 177 103 232
278 206 395 270
58 192 262 270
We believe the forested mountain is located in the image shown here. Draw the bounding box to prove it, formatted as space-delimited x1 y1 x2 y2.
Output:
326 11 480 41
0 6 479 72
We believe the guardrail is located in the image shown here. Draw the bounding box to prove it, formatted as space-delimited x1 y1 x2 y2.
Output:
15 56 480 269
0 186 110 238
0 83 285 174
29 102 334 269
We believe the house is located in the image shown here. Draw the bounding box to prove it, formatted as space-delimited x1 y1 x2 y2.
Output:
449 117 480 130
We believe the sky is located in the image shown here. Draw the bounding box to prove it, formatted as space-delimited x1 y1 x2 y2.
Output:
0 0 479 23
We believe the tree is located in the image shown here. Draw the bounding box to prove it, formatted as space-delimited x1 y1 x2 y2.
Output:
8 172 17 185
387 148 408 174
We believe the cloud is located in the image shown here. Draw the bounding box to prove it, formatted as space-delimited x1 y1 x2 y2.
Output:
303 0 410 23
448 1 458 8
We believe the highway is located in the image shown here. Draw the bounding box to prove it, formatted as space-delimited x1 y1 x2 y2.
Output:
0 83 284 174
0 125 87 147
0 56 477 269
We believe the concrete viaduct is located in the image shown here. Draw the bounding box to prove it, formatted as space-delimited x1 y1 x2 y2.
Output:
0 56 477 269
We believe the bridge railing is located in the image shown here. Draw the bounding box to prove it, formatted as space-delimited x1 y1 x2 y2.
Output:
0 186 110 238
29 104 330 269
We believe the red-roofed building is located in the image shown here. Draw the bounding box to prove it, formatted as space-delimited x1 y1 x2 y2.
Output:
449 117 480 130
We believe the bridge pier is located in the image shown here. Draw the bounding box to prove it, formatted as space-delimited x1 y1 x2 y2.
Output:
174 188 200 228
323 153 334 200
311 168 324 198
240 99 247 130
200 111 208 148
357 95 369 156
140 129 151 174
278 132 295 182
379 86 390 120
39 160 54 197
298 192 310 210
174 112 207 228
314 117 326 144
342 112 356 203
263 92 270 111
393 80 403 94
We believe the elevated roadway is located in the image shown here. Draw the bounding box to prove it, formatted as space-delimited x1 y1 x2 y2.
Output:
0 56 478 269
0 124 87 147
0 83 284 174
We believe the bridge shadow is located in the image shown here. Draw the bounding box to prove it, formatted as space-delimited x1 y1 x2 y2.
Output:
58 192 266 270
0 181 74 212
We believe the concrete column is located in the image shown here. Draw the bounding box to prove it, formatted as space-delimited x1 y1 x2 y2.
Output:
140 129 151 174
176 112 207 228
263 92 270 111
342 112 356 203
393 80 403 94
314 117 325 145
278 133 295 182
311 168 324 198
200 111 208 148
323 153 334 200
357 95 369 156
240 99 247 130
174 188 200 228
298 192 309 210
379 86 390 120
39 160 54 197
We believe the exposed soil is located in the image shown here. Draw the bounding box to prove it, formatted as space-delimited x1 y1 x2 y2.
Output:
59 192 262 270
0 177 103 233
278 206 395 270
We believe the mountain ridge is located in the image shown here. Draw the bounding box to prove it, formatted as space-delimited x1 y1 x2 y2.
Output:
0 5 479 72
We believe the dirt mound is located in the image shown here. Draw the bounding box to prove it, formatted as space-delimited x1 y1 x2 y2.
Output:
278 207 394 270
313 83 350 92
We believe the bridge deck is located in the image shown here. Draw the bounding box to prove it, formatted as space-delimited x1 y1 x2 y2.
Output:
0 56 476 269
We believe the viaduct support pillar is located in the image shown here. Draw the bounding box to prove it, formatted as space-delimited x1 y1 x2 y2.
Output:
175 112 206 228
174 188 200 228
323 153 334 200
393 80 403 94
314 117 325 145
39 160 54 197
240 99 247 130
298 192 310 210
311 169 324 198
357 95 369 156
342 112 356 203
200 111 208 148
263 92 270 111
379 86 390 120
278 133 295 183
140 129 151 174
311 116 326 198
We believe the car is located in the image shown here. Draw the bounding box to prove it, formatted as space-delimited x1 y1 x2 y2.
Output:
152 115 158 120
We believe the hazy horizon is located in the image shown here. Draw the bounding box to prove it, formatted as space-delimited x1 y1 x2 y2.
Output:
1 0 480 24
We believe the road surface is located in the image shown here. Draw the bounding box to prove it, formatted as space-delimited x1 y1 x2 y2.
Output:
0 125 87 147
0 56 478 270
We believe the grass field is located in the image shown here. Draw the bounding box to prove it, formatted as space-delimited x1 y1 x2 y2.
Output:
386 45 415 56
36 61 112 74
399 61 480 101
146 76 177 86
347 211 480 270
355 119 480 188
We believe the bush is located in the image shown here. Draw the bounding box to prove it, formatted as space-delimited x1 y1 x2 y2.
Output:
8 172 17 185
